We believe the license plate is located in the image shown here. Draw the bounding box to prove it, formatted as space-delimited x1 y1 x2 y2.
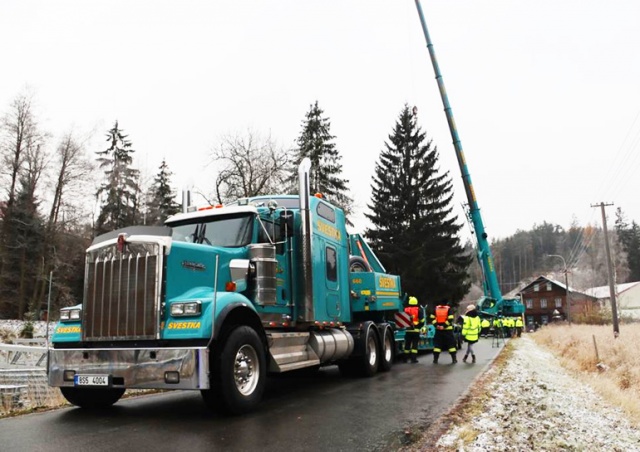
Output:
74 374 110 387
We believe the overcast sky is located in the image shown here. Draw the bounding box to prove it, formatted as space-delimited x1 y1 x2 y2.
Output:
2 0 639 242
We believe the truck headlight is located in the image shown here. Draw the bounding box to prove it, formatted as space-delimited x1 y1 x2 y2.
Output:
171 301 201 317
60 308 81 322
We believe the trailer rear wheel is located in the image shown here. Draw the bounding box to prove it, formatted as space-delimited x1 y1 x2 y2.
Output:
361 328 380 377
379 328 394 372
60 387 125 409
201 325 266 415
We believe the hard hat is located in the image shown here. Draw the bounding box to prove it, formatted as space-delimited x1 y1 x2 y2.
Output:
465 304 476 313
408 296 418 306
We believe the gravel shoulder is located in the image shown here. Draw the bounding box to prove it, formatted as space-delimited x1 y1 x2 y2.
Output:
406 335 640 452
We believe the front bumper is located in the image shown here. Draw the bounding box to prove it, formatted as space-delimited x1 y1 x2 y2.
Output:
48 347 210 390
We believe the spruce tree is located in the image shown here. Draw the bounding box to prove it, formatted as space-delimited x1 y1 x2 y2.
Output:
0 180 45 318
615 208 640 282
146 159 180 226
288 101 352 218
95 121 140 235
366 104 471 306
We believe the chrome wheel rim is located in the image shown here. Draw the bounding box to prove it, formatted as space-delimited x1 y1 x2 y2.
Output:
367 335 377 367
234 344 259 396
384 334 393 362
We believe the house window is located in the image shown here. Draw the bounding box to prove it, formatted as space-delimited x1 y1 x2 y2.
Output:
555 297 562 308
546 282 552 291
540 299 547 309
526 299 533 309
534 284 539 292
541 315 549 325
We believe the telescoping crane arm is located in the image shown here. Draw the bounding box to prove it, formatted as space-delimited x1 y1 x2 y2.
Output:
414 0 525 317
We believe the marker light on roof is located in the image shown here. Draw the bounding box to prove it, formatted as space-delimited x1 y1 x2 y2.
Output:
117 233 127 253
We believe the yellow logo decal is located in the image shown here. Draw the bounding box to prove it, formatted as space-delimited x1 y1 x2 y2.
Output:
378 277 397 289
57 326 81 334
167 321 201 330
352 278 363 284
316 221 341 241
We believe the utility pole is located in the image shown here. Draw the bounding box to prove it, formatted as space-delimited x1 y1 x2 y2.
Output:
592 202 620 337
546 254 570 324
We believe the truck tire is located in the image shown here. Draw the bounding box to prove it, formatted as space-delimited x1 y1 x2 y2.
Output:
201 325 266 415
378 327 394 372
60 387 125 409
360 327 380 377
349 256 371 272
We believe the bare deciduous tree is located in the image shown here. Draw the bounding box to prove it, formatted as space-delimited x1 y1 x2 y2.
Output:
48 132 94 229
0 91 42 207
209 129 290 204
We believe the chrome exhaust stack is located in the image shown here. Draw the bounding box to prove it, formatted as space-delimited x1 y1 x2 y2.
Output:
298 158 314 322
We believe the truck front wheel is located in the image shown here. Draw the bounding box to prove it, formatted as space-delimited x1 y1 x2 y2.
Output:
201 326 266 415
60 387 125 409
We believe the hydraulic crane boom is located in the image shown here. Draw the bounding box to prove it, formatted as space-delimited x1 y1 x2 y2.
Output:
414 0 525 317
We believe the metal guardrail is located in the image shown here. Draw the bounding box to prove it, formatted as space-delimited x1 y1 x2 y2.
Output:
0 340 47 368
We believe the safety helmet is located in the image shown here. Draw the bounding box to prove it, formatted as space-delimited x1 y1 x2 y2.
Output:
408 296 418 306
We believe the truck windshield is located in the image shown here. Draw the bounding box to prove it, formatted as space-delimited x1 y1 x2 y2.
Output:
170 214 253 247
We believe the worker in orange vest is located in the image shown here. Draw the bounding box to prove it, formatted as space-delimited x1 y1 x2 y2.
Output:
402 296 424 363
430 300 458 364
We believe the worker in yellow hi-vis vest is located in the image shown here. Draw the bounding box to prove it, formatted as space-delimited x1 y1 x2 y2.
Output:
461 304 481 363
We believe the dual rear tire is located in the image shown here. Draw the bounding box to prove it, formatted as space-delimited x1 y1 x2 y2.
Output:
339 323 393 377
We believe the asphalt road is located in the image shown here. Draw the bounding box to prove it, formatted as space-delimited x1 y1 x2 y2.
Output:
0 338 504 452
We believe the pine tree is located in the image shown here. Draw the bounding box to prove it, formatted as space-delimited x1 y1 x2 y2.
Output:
365 104 471 306
288 101 352 218
0 177 45 318
615 208 640 282
146 159 180 226
95 121 140 235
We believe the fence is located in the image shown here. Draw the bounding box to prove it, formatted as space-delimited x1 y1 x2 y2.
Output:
0 339 53 413
0 339 47 368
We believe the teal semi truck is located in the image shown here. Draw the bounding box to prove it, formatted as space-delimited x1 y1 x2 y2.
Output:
48 159 404 414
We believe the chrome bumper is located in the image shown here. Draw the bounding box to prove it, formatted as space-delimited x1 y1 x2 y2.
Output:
48 347 210 390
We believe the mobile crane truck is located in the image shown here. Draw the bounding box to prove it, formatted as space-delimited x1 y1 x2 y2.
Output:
414 0 525 319
48 158 404 414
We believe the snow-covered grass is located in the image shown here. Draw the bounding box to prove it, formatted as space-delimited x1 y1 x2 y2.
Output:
0 320 50 343
532 323 640 425
407 328 640 451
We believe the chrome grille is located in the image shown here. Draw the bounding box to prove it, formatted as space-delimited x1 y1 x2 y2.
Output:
83 242 163 341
